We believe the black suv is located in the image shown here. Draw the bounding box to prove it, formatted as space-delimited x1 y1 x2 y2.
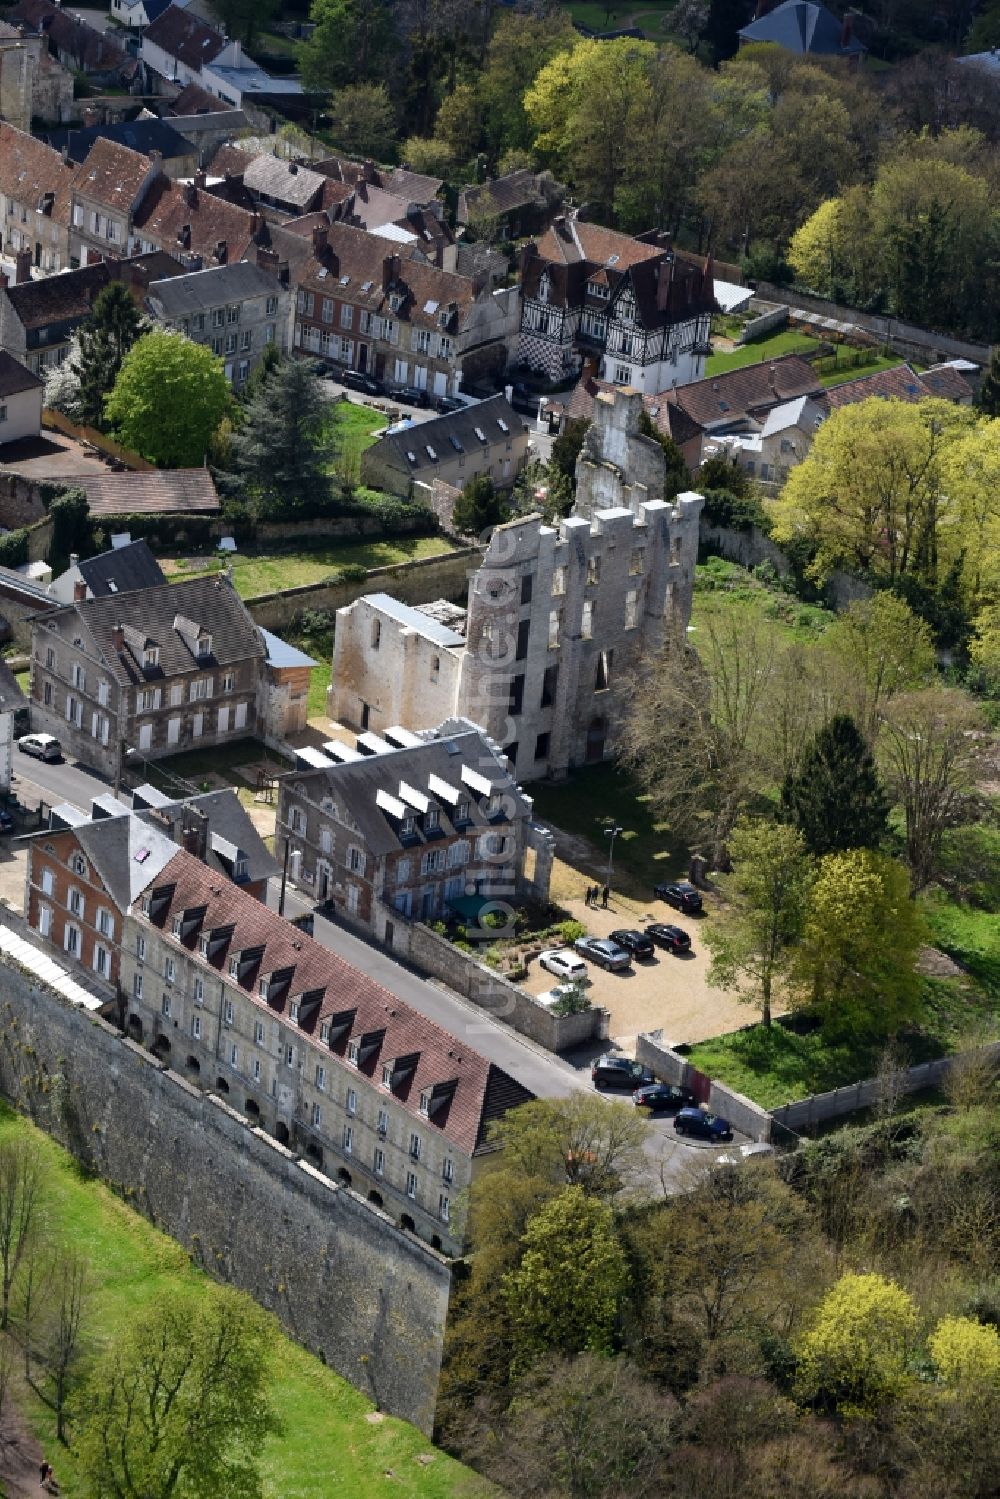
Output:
609 928 655 961
654 881 703 915
342 368 383 396
591 1055 655 1091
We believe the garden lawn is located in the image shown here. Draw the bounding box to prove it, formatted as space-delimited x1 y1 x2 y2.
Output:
562 0 675 31
529 761 690 900
325 398 389 460
924 896 1000 998
163 534 458 598
150 736 293 794
691 559 834 643
817 354 912 388
0 1108 489 1499
704 330 820 375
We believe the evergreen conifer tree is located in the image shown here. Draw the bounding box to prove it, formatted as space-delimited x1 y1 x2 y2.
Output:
227 357 330 519
72 282 147 429
781 713 889 856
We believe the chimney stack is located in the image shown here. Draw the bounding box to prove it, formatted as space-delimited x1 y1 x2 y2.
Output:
14 249 31 285
841 11 853 45
73 578 87 603
111 622 125 653
311 223 328 256
184 181 197 208
382 251 400 291
194 167 207 191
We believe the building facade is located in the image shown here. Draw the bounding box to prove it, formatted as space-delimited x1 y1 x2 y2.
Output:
516 217 715 394
360 394 528 498
277 721 552 933
29 575 267 779
146 259 288 384
333 390 703 780
120 846 532 1253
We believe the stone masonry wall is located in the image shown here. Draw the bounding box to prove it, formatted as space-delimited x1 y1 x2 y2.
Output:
245 547 481 632
0 939 452 1433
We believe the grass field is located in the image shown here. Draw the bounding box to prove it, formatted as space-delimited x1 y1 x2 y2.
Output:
163 534 457 599
0 1108 487 1499
325 398 389 475
704 330 821 376
817 354 910 388
562 0 676 32
925 897 1000 998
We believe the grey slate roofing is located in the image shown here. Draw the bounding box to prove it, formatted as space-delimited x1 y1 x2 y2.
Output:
284 725 528 858
77 539 166 597
242 154 326 207
72 813 179 907
142 787 279 887
59 575 264 686
0 351 44 399
738 0 867 54
259 627 316 669
364 593 466 648
45 118 195 166
0 658 27 710
368 394 524 478
146 260 280 316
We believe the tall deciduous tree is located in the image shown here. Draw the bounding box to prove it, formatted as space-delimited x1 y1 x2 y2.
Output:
879 687 986 894
328 82 398 160
0 1139 43 1332
705 818 814 1027
227 357 329 519
796 1272 918 1418
72 282 147 430
104 331 230 468
504 1187 629 1365
301 0 394 93
490 1095 650 1200
781 714 889 856
792 849 925 1035
978 347 1000 418
822 593 936 743
75 1287 277 1499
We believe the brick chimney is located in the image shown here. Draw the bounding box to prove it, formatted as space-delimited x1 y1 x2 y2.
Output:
311 223 328 256
73 578 87 602
361 159 376 184
256 246 279 273
382 252 400 291
14 250 31 285
178 808 208 861
111 622 125 653
194 167 207 191
0 272 7 291
184 181 197 208
82 104 101 129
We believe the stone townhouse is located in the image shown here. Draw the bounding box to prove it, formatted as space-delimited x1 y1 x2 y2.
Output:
361 393 528 498
0 121 75 273
288 221 518 399
0 19 73 135
0 251 184 376
29 574 267 780
121 847 533 1252
25 789 278 996
145 259 289 385
516 216 716 394
6 0 139 89
332 389 703 780
278 720 552 937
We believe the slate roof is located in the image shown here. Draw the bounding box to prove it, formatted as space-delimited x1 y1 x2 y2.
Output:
133 785 279 888
366 395 524 480
55 468 220 517
342 182 413 231
71 812 180 908
381 166 443 203
822 362 973 410
147 259 279 315
76 539 166 597
64 575 264 686
738 0 867 54
242 154 326 208
48 118 195 166
0 121 75 227
759 394 826 437
0 352 43 399
142 4 226 68
284 723 529 862
458 169 561 225
140 845 533 1153
663 355 823 431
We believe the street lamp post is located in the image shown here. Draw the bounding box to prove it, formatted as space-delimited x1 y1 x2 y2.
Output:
604 824 624 905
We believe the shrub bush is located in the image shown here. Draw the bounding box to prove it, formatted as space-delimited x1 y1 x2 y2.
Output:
555 918 586 944
0 528 28 568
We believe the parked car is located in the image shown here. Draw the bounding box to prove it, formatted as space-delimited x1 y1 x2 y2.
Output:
538 948 588 982
342 368 383 396
397 385 430 408
510 381 539 416
645 922 692 955
715 1142 776 1166
633 1082 697 1113
17 733 61 763
536 983 581 1010
308 359 335 378
654 881 703 915
591 1054 655 1091
0 809 14 834
609 928 655 961
433 394 465 414
673 1108 733 1142
574 935 631 972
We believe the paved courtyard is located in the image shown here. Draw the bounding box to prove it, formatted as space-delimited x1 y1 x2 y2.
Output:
524 859 770 1050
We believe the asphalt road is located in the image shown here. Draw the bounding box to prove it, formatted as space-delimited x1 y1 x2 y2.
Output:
11 747 119 816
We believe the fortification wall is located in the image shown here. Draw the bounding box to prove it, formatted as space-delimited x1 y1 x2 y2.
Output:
0 942 451 1433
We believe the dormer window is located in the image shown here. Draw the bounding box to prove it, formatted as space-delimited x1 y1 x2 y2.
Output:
347 1039 359 1065
538 272 550 304
199 935 209 957
196 634 212 657
401 814 416 838
587 278 610 300
228 956 239 978
425 808 439 832
389 292 402 312
455 799 470 824
489 792 504 817
382 1063 393 1089
419 1090 430 1117
289 999 300 1024
257 977 268 999
143 647 159 668
171 916 182 937
320 1020 330 1043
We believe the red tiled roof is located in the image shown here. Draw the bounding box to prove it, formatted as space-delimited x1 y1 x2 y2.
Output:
563 372 704 449
664 355 822 430
134 173 257 263
824 362 974 409
142 848 533 1153
56 468 220 517
142 3 225 69
168 80 229 114
0 121 75 228
73 136 154 214
535 218 662 271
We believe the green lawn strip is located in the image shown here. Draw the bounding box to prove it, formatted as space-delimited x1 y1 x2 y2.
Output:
529 761 690 898
704 330 820 376
253 27 304 58
691 563 834 643
817 355 908 388
162 534 458 598
306 660 333 718
924 896 1000 998
0 1109 486 1499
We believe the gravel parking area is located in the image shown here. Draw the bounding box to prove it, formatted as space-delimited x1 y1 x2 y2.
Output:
525 876 772 1050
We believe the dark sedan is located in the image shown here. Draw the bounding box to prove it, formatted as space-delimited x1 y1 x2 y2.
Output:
609 928 655 961
646 922 692 955
591 1055 655 1091
654 881 703 915
633 1083 696 1113
673 1108 734 1142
